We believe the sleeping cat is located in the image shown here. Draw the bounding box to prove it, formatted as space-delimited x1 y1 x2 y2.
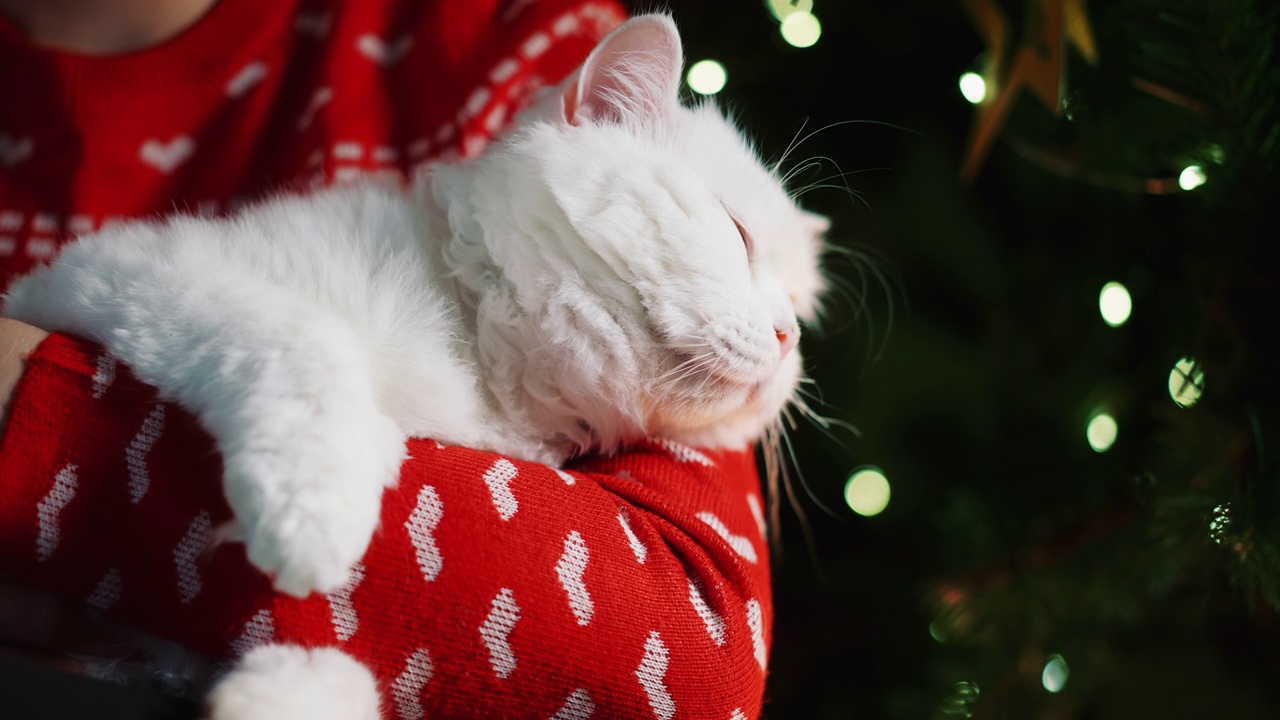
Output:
4 13 826 716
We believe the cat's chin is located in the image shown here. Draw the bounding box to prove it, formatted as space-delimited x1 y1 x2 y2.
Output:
645 380 789 452
660 412 769 454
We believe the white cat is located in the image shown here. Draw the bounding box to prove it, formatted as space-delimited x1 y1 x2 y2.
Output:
4 14 826 717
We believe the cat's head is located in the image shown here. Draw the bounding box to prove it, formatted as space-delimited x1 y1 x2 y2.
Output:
435 14 827 457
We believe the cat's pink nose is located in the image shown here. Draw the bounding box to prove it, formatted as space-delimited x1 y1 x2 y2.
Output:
776 327 799 359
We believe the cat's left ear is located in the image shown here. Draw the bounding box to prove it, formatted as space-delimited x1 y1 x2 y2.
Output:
800 209 831 238
563 14 683 126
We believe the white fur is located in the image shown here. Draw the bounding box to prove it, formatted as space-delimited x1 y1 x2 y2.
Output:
206 645 381 720
3 15 825 717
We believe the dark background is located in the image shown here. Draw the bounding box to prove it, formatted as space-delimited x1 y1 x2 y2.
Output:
655 1 1280 719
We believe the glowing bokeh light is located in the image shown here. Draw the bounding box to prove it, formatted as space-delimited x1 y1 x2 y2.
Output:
1179 164 1207 190
1086 412 1118 452
959 72 987 104
766 0 813 21
1041 654 1069 693
1169 356 1205 407
1098 281 1132 327
780 11 822 48
1209 503 1231 544
686 60 727 96
844 467 890 517
945 682 981 717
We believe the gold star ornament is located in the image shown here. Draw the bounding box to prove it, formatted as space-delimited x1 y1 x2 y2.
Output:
960 0 1099 182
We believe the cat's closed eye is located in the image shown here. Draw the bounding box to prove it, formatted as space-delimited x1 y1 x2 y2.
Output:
730 215 753 260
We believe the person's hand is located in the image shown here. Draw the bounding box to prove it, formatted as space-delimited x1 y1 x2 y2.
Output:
0 318 50 437
0 580 206 718
0 579 130 675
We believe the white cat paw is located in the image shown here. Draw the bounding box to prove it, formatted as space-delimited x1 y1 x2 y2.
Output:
244 503 378 598
207 645 382 720
225 407 406 597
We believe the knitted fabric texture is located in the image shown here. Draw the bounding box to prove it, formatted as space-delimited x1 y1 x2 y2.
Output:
0 335 772 717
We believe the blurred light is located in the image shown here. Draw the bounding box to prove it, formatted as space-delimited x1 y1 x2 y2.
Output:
1086 411 1117 452
780 11 822 48
1209 503 1231 545
686 60 727 95
844 467 890 516
1062 91 1082 121
1041 654 1069 693
959 72 987 104
766 0 813 21
1179 164 1207 190
929 620 947 642
943 682 981 718
1098 281 1132 327
1169 356 1205 407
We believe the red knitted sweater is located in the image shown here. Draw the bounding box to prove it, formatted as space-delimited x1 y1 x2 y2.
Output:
0 1 773 718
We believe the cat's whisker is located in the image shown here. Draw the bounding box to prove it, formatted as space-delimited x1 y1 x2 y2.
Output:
791 184 871 211
784 154 876 216
806 270 862 337
806 242 903 367
791 392 861 444
776 414 841 522
776 119 923 178
793 386 832 416
655 349 715 378
654 370 705 395
652 354 718 394
769 418 832 577
661 342 716 352
789 173 879 202
832 267 874 327
770 116 811 177
780 155 848 192
836 246 902 365
779 158 826 189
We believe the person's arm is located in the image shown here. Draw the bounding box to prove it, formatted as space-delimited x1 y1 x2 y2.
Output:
0 333 773 718
0 0 215 54
0 319 49 438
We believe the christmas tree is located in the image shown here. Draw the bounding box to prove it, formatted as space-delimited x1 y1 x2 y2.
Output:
663 0 1279 716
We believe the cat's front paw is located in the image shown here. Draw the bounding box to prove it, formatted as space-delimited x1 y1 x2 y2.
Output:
244 497 381 598
224 410 406 597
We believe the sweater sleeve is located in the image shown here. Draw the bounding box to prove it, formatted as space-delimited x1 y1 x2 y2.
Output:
0 333 773 719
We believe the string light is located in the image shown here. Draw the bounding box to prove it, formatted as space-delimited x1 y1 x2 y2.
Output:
1209 503 1231 545
959 72 987 104
1169 356 1205 407
942 681 981 718
687 60 727 95
1086 411 1117 452
844 467 890 516
765 0 813 21
1041 654 1069 693
1098 281 1132 327
1178 165 1207 190
780 11 822 48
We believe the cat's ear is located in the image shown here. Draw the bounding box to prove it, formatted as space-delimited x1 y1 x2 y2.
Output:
800 209 831 238
563 14 683 126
